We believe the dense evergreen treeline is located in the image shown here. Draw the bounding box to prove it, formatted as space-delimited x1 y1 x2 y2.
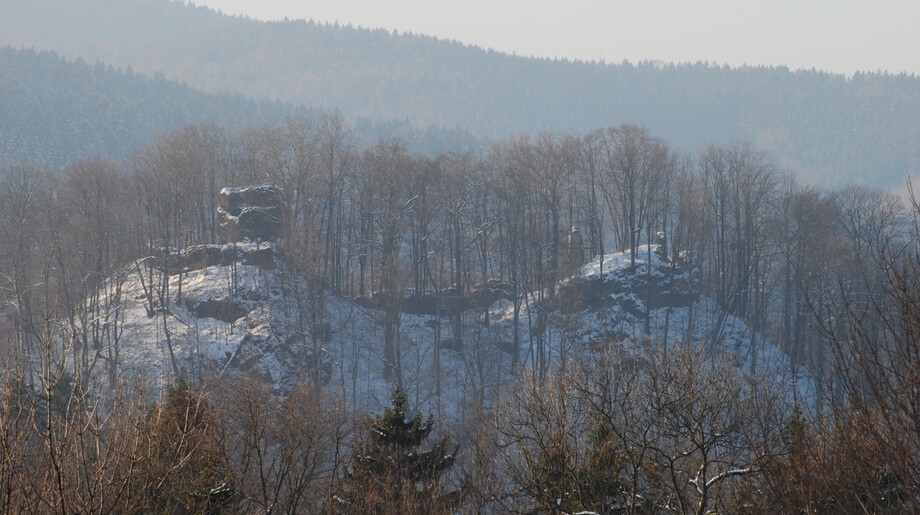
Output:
3 0 920 187
0 46 308 165
0 46 485 168
1 116 919 511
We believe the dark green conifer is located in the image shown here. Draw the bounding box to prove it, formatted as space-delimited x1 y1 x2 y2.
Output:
143 380 235 514
335 387 460 513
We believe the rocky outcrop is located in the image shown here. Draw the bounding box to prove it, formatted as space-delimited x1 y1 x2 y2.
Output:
145 185 283 276
354 291 450 316
185 297 249 323
552 248 697 316
354 280 519 317
151 243 278 275
218 185 283 242
470 280 517 308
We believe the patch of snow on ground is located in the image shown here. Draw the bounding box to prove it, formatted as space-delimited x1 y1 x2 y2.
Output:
85 244 815 423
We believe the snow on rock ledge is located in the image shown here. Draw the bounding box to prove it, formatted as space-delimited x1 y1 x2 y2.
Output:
218 185 283 242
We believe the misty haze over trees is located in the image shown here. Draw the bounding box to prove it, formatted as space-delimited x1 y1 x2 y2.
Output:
3 0 920 188
1 0 919 513
0 46 484 166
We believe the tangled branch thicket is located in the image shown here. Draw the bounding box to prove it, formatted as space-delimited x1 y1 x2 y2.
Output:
1 118 919 512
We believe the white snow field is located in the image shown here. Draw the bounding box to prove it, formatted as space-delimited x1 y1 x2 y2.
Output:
84 243 814 421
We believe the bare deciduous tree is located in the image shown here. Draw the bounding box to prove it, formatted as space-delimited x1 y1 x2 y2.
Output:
495 343 788 514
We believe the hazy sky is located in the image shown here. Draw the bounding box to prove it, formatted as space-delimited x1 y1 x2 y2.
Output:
194 0 919 76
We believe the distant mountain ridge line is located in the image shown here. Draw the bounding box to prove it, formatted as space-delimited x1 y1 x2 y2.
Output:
2 0 919 187
0 45 312 166
0 46 484 167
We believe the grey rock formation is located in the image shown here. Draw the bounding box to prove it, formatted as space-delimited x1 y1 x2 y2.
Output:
218 185 283 243
152 243 277 275
552 254 697 316
353 280 519 317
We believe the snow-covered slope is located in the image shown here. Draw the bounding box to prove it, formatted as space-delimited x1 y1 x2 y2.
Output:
87 243 813 420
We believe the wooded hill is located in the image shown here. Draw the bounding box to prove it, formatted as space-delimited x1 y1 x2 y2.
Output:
0 46 483 167
2 0 919 188
2 117 919 512
0 46 306 165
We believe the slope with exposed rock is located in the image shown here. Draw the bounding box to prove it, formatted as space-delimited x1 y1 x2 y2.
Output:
87 200 812 418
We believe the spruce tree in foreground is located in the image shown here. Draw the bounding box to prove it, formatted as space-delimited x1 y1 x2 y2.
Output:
142 381 235 513
334 387 460 513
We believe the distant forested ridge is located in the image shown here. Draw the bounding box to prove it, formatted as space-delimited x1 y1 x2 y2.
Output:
0 46 307 165
2 0 919 187
0 46 483 167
